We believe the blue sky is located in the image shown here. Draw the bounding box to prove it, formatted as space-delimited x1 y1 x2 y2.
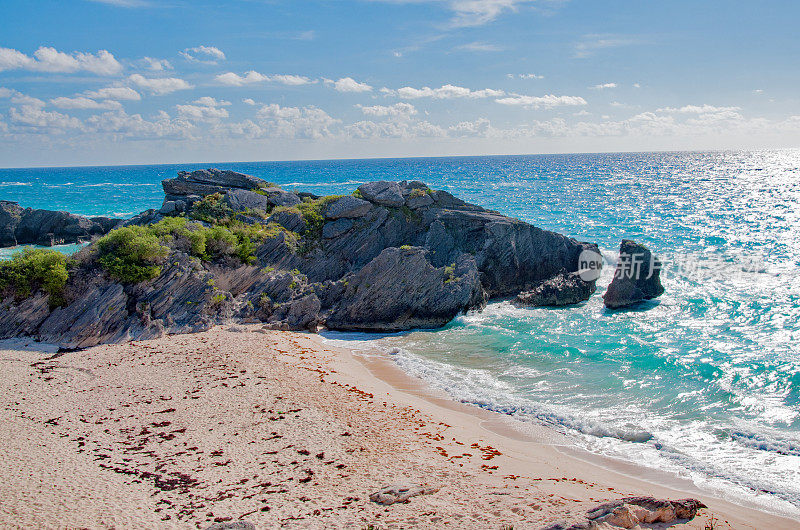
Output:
1 0 798 166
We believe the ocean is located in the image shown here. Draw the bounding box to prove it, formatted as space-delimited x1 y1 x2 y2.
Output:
2 151 799 516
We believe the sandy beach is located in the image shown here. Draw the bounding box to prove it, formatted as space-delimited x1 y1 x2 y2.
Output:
0 326 795 529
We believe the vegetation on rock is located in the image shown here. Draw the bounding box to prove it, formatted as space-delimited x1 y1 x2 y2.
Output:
96 225 169 283
0 247 72 307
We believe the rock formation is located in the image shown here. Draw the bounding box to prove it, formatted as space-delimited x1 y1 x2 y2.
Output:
0 201 120 248
603 240 665 309
542 496 707 529
0 169 601 348
515 270 596 307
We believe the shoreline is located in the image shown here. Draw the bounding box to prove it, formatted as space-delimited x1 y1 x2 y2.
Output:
0 326 796 529
321 333 800 526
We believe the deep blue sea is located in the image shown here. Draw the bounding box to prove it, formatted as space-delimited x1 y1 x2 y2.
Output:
2 151 799 515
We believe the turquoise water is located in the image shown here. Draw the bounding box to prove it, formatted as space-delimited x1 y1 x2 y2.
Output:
2 151 799 514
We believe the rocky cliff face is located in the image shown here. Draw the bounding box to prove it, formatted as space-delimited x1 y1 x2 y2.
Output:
0 200 121 248
0 169 600 348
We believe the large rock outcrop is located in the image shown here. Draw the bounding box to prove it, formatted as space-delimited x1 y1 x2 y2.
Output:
603 240 665 309
0 200 120 248
0 171 601 348
160 168 303 214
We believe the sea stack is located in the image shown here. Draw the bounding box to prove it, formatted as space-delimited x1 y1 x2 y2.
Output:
603 240 665 309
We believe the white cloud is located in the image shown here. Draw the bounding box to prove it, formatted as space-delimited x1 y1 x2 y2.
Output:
129 74 193 95
242 98 257 106
0 89 46 107
176 104 229 121
356 102 417 118
519 73 544 80
272 74 314 86
325 77 373 93
11 94 46 107
216 71 313 87
9 105 83 131
590 83 617 90
253 103 340 139
50 96 122 110
142 57 172 71
633 83 641 89
0 46 122 75
382 84 505 99
369 0 542 28
656 104 741 114
86 109 192 139
192 96 231 107
494 94 588 109
180 46 226 64
84 86 141 101
216 71 270 86
448 0 537 27
346 119 446 139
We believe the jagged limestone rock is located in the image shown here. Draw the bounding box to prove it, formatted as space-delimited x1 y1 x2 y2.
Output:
603 240 665 309
515 271 596 307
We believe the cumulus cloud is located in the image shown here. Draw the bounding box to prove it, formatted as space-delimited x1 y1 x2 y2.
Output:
324 77 373 93
356 102 417 118
272 74 314 86
9 105 83 131
50 96 123 110
590 83 617 90
180 46 226 64
84 86 141 101
253 103 340 139
192 97 231 107
86 109 193 139
142 57 172 71
215 71 311 86
176 104 229 121
655 104 741 113
216 71 270 86
242 98 257 106
0 46 122 75
510 73 544 79
382 84 504 99
494 94 588 109
129 74 193 95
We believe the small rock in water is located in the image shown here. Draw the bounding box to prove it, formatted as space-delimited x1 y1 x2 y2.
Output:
603 240 665 309
515 270 596 307
369 484 437 505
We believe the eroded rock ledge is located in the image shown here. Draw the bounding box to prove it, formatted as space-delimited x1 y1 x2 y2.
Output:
0 169 599 348
0 201 120 248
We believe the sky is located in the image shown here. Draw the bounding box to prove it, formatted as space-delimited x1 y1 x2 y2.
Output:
1 0 799 167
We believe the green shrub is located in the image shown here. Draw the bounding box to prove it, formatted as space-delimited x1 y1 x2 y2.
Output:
190 192 232 223
96 227 167 282
296 195 343 240
352 189 364 199
0 248 71 306
96 225 169 283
